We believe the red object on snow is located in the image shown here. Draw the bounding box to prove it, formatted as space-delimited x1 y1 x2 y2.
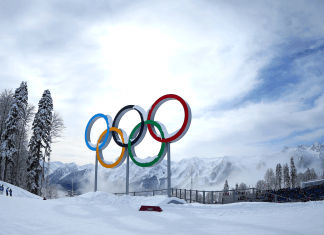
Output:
139 206 163 212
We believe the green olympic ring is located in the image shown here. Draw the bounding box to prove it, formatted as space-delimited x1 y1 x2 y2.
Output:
128 120 166 167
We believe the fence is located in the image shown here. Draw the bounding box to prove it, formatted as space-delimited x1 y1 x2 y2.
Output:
115 189 168 197
114 188 295 204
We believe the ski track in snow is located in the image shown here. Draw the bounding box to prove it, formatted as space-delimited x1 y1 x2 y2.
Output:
0 182 323 235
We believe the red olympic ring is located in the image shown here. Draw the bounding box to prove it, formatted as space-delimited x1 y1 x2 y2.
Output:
147 94 191 143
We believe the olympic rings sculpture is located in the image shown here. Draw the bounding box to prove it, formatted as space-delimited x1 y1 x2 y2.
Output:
85 94 191 168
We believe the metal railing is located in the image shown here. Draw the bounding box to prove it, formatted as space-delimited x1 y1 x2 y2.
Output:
114 187 295 204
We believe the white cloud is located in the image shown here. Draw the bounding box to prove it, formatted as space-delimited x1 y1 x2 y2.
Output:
1 0 324 165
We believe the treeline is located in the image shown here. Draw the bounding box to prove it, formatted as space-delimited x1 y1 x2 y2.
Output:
0 82 65 197
256 157 323 190
223 157 324 191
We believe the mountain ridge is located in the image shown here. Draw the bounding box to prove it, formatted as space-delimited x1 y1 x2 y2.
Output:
48 142 324 194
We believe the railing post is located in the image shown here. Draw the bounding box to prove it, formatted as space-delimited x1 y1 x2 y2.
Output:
176 189 177 198
233 190 235 203
184 189 186 201
94 154 98 192
134 192 135 196
196 190 198 203
167 143 171 197
203 190 205 204
126 151 129 195
153 190 154 196
180 189 182 199
172 188 173 196
211 191 214 204
190 189 192 203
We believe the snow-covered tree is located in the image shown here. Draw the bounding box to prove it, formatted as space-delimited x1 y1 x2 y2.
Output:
310 168 317 180
26 90 53 195
223 180 229 193
0 89 14 180
1 82 28 183
0 90 14 138
238 182 248 190
264 168 275 190
296 172 305 188
13 104 35 188
256 180 266 190
283 163 290 188
276 164 282 189
290 157 297 188
304 168 311 181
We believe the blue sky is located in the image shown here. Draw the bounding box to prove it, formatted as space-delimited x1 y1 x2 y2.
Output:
1 0 324 165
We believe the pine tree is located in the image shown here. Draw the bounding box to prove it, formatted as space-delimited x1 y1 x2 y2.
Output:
305 168 311 181
13 104 34 187
223 180 229 193
0 90 14 180
26 90 53 195
276 164 282 189
283 163 290 188
1 82 28 183
290 157 297 188
310 168 317 180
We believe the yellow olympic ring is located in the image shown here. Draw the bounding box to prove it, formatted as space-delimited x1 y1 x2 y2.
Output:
96 127 126 168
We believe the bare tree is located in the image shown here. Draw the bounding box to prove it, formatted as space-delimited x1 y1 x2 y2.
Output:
43 111 65 198
256 180 267 190
264 168 276 190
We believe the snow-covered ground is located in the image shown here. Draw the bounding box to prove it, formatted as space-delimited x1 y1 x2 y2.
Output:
0 181 323 235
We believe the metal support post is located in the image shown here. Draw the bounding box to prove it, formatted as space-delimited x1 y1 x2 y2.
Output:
180 189 182 199
252 188 255 202
196 190 198 203
190 189 192 203
94 153 98 192
172 188 173 196
184 189 186 201
167 143 171 197
211 191 214 204
126 151 129 195
203 191 205 204
176 189 177 198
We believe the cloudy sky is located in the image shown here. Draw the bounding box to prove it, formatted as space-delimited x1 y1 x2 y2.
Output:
1 0 324 165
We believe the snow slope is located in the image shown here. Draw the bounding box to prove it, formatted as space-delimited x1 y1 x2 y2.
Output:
0 181 41 199
0 186 323 234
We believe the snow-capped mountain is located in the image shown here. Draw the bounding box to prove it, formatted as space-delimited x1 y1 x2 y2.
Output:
47 142 324 193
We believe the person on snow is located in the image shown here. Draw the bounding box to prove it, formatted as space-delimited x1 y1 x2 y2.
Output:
6 187 9 196
9 188 12 197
